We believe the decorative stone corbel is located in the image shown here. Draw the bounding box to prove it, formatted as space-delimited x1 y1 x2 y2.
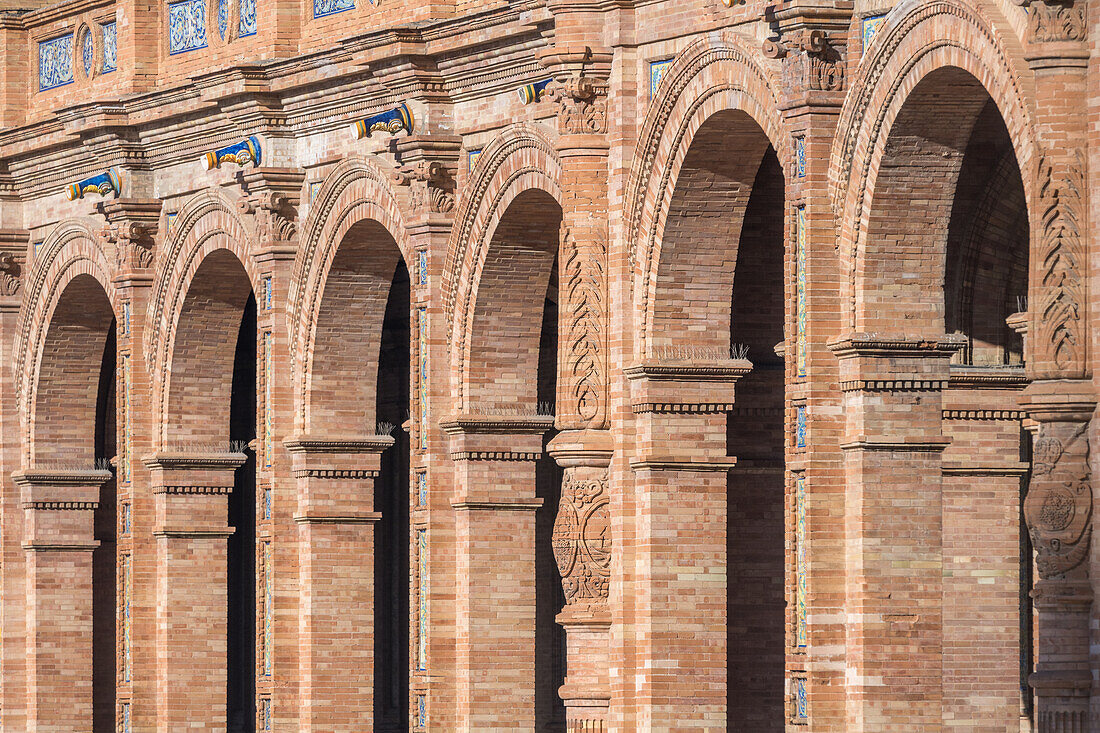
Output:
98 199 161 273
0 230 27 299
393 160 455 214
236 168 306 249
1013 0 1086 44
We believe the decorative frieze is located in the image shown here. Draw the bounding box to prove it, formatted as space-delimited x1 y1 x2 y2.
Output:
39 34 74 91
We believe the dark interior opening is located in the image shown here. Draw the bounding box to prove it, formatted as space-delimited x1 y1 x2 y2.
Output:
227 294 257 733
725 146 786 728
535 273 566 732
92 324 117 733
375 260 411 732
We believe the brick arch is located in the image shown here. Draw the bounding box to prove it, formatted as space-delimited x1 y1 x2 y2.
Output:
287 154 412 430
442 122 561 410
830 0 1038 332
146 188 258 446
14 219 119 465
623 31 789 352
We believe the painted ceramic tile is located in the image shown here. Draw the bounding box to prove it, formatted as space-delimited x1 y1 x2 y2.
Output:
102 22 117 72
862 15 886 56
649 58 672 99
168 0 208 54
240 0 257 36
313 0 354 18
795 475 807 648
81 28 94 76
796 205 807 378
39 34 74 91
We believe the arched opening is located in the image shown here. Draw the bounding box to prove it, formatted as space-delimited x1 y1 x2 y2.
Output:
32 273 117 732
863 67 1032 730
653 109 786 728
307 219 410 731
166 249 256 733
463 188 565 730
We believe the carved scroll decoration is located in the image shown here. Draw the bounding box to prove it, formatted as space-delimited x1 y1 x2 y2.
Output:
1024 422 1091 578
102 221 154 270
553 471 611 605
561 227 606 426
550 78 609 135
1014 0 1086 43
393 161 456 214
762 28 844 92
238 191 297 242
1034 152 1086 376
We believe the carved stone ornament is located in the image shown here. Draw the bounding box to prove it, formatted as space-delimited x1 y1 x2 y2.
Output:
238 191 297 242
553 470 611 606
1024 422 1091 578
102 221 154 270
561 227 606 427
1034 152 1086 377
393 160 455 214
548 77 609 135
762 28 844 92
1013 0 1086 43
0 250 22 296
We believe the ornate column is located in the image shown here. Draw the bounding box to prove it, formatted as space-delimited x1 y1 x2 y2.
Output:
442 414 552 731
144 450 245 732
537 35 616 731
14 468 110 733
99 198 159 731
284 436 390 730
393 133 460 731
0 229 28 730
763 8 850 729
238 167 304 730
828 334 963 731
625 358 747 727
1020 383 1094 731
1011 1 1094 728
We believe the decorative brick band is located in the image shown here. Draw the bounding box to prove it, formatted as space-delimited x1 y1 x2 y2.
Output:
942 409 1026 421
630 458 738 472
153 485 234 495
291 469 379 479
942 463 1030 477
632 402 735 414
449 450 542 462
293 513 383 524
23 540 100 551
152 528 235 539
451 499 544 511
839 438 951 452
21 501 98 510
839 379 948 392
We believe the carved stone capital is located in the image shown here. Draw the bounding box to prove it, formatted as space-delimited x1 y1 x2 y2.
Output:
762 6 850 102
0 229 27 298
548 77 609 135
236 168 305 247
393 160 455 214
1015 0 1087 45
97 199 161 272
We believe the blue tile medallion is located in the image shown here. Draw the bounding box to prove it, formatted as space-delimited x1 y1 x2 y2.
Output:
81 27 94 77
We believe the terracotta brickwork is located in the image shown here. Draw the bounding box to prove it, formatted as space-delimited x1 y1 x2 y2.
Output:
0 0 1094 730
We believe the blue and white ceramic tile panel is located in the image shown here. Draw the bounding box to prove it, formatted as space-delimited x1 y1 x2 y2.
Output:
262 539 273 676
416 693 426 729
861 15 886 56
39 34 74 91
240 0 257 37
102 22 117 72
263 331 273 468
121 353 132 484
308 180 322 202
417 249 428 286
416 470 427 507
313 0 354 18
417 307 428 450
260 698 272 731
168 0 208 54
793 676 808 722
649 58 672 99
218 0 228 39
795 137 806 178
796 404 807 448
120 702 131 733
81 28 93 76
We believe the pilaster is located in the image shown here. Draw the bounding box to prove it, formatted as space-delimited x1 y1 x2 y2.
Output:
14 468 111 733
442 414 552 731
828 334 963 732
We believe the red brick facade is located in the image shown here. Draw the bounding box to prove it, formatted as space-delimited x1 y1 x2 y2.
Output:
0 0 1093 729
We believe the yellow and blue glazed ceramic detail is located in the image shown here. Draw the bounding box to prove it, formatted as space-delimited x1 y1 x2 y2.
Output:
795 205 807 378
309 180 322 202
417 529 428 671
417 249 428 286
66 168 123 201
350 103 414 139
121 352 132 484
649 59 673 99
39 34 74 91
263 331 273 469
203 136 262 170
314 0 354 17
102 23 117 73
861 15 886 56
260 698 272 731
168 0 208 54
417 307 428 450
795 475 807 648
467 149 482 172
795 137 806 178
416 694 426 728
261 540 273 675
417 470 427 507
517 78 553 105
121 553 133 682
